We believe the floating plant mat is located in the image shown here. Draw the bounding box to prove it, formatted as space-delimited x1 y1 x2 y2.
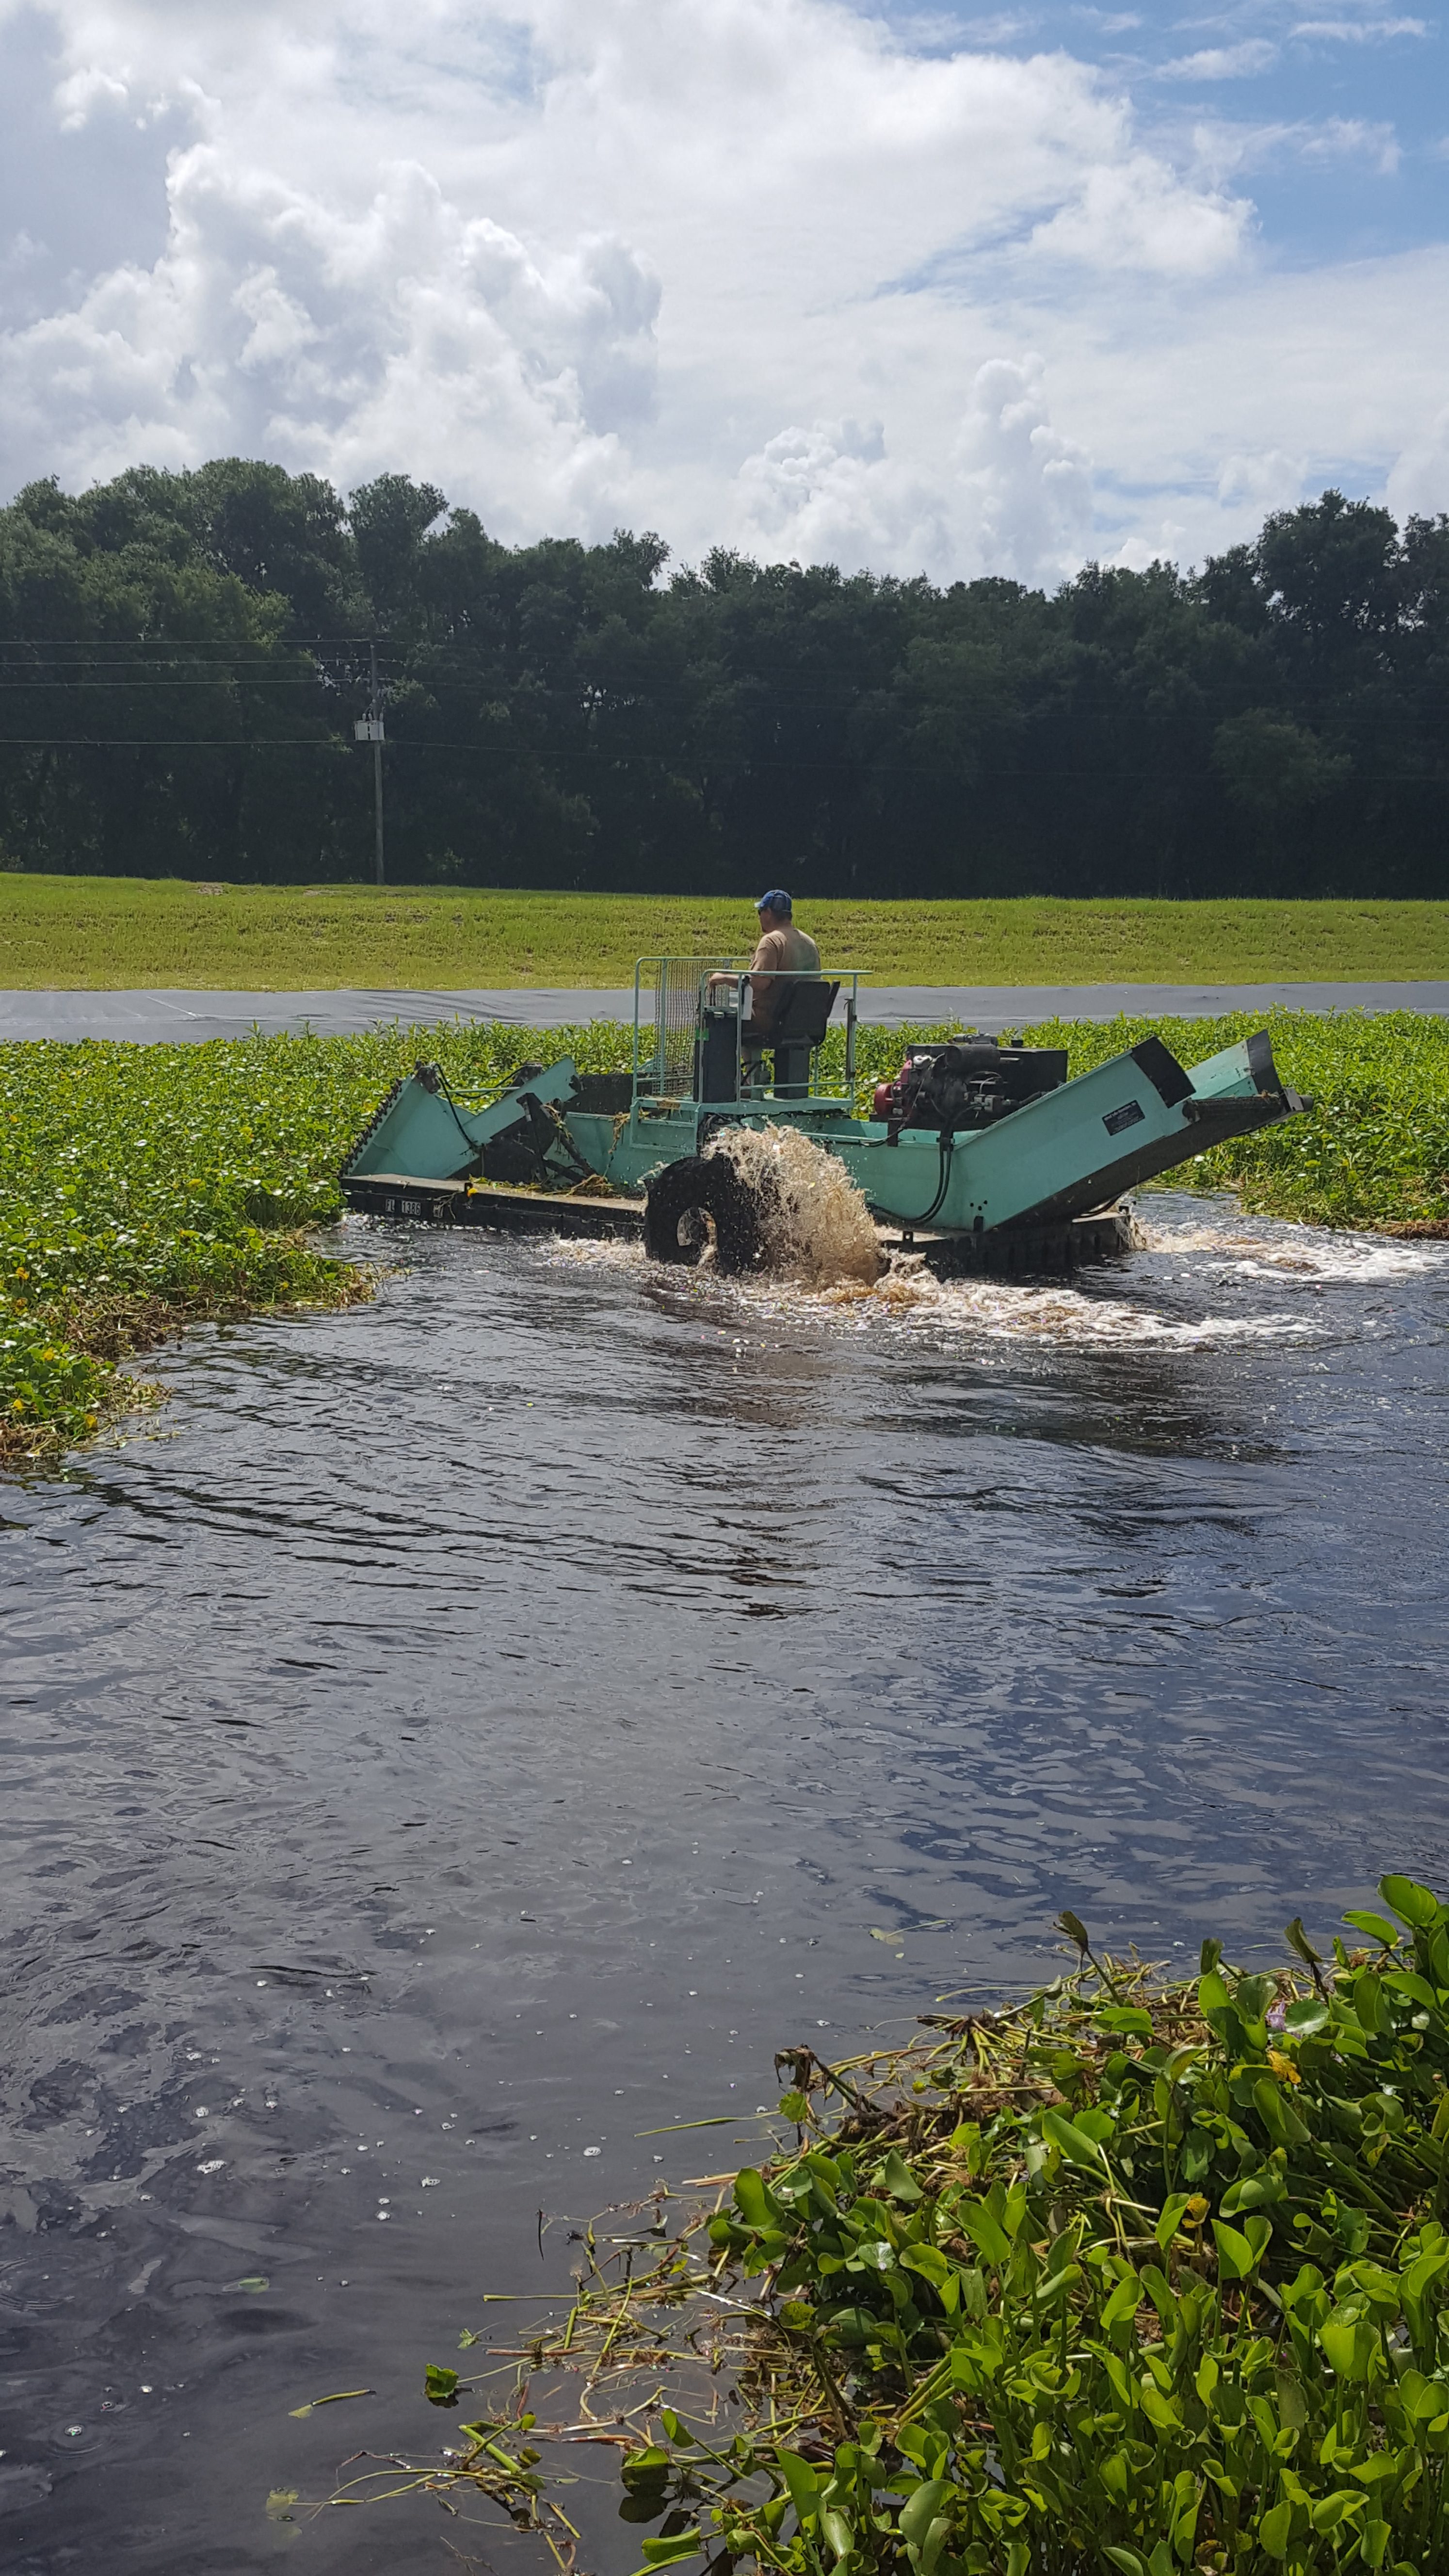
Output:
313 1875 1449 2574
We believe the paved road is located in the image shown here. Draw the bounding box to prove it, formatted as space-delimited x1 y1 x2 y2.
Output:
2 980 1448 1043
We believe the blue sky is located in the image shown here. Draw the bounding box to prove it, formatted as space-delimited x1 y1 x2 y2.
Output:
872 0 1444 260
0 0 1443 582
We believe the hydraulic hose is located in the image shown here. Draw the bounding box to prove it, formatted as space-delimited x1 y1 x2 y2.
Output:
901 1132 954 1228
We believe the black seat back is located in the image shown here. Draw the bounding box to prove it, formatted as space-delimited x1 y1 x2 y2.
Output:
761 977 838 1045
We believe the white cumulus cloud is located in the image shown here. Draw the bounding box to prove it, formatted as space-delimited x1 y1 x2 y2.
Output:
955 357 1094 581
0 0 1442 575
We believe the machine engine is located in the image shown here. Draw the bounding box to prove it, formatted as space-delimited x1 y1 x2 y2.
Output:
872 1035 1069 1138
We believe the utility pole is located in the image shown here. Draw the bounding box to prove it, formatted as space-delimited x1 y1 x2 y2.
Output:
354 640 386 884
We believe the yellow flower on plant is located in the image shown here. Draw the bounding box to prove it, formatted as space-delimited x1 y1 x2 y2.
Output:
1267 2049 1301 2086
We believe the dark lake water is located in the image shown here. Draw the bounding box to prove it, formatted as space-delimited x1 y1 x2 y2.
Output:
3 1193 1449 2573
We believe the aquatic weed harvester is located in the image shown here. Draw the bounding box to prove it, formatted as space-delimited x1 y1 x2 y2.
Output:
340 960 1308 1274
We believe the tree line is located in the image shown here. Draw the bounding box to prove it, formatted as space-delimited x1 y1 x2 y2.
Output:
0 459 1444 895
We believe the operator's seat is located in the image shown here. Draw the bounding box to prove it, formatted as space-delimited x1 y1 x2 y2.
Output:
743 977 839 1097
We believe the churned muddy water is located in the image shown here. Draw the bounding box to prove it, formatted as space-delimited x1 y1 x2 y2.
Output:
3 1191 1449 2573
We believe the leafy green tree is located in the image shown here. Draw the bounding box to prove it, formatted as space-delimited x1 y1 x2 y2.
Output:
0 467 1444 894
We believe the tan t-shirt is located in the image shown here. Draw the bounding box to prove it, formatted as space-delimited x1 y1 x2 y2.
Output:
749 922 821 1027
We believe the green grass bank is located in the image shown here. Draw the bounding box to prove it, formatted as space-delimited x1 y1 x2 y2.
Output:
3 1007 1447 1465
5 881 1449 991
401 1875 1449 2576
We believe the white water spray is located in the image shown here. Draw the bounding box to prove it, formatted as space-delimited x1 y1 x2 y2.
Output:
708 1124 884 1287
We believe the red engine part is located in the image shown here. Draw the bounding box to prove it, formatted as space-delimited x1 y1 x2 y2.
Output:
872 1075 902 1121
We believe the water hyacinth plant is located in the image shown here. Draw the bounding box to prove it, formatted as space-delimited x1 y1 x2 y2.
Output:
393 1877 1449 2576
3 1007 1448 1462
0 1018 629 1462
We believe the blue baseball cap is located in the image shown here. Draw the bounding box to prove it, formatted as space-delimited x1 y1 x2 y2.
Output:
755 888 792 914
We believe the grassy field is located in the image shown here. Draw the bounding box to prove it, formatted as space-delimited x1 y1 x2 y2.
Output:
3 1007 1446 1465
5 878 1449 989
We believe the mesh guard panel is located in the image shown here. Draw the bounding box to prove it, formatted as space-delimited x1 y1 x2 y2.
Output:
639 957 736 1097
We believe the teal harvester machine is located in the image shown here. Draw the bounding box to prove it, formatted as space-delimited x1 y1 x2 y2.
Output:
340 957 1309 1274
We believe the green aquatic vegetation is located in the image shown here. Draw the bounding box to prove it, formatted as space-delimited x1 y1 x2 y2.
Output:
3 1008 1447 1463
0 1017 645 1462
386 1876 1449 2576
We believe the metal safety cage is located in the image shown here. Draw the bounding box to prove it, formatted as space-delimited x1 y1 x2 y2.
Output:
631 955 737 1101
631 957 860 1110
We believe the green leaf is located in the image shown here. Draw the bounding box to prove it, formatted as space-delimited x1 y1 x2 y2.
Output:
850 2239 896 2272
636 2537 702 2569
1283 1997 1330 2034
1320 2312 1374 2381
1254 2073 1311 2146
1155 2193 1192 2252
1095 2005 1153 2037
731 2167 777 2230
825 2306 880 2346
901 2243 949 2288
621 2447 672 2492
1212 2219 1257 2281
425 2364 459 2406
1344 1910 1404 1948
1275 2370 1308 2432
1380 1875 1441 1931
820 2508 853 2561
1041 2108 1109 2173
900 2480 952 2547
1138 2381 1183 2433
1222 2171 1287 2215
778 2451 823 2523
1056 1911 1090 1953
881 2148 923 2204
777 2091 810 2123
1259 2498 1294 2559
956 2196 1013 2268
1285 1916 1325 1970
1100 2273 1144 2334
1102 2550 1149 2576
1311 2490 1365 2535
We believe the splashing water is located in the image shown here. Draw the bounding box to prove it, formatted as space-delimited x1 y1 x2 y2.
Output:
540 1181 1447 1352
708 1124 884 1287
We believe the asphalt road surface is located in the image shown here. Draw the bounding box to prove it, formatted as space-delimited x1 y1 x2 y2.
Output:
4 980 1449 1042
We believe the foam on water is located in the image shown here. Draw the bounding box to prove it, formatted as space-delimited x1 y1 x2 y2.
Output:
741 1262 1322 1349
1133 1223 1447 1285
542 1175 1434 1352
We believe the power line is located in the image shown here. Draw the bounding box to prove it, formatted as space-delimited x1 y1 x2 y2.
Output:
0 735 1442 786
